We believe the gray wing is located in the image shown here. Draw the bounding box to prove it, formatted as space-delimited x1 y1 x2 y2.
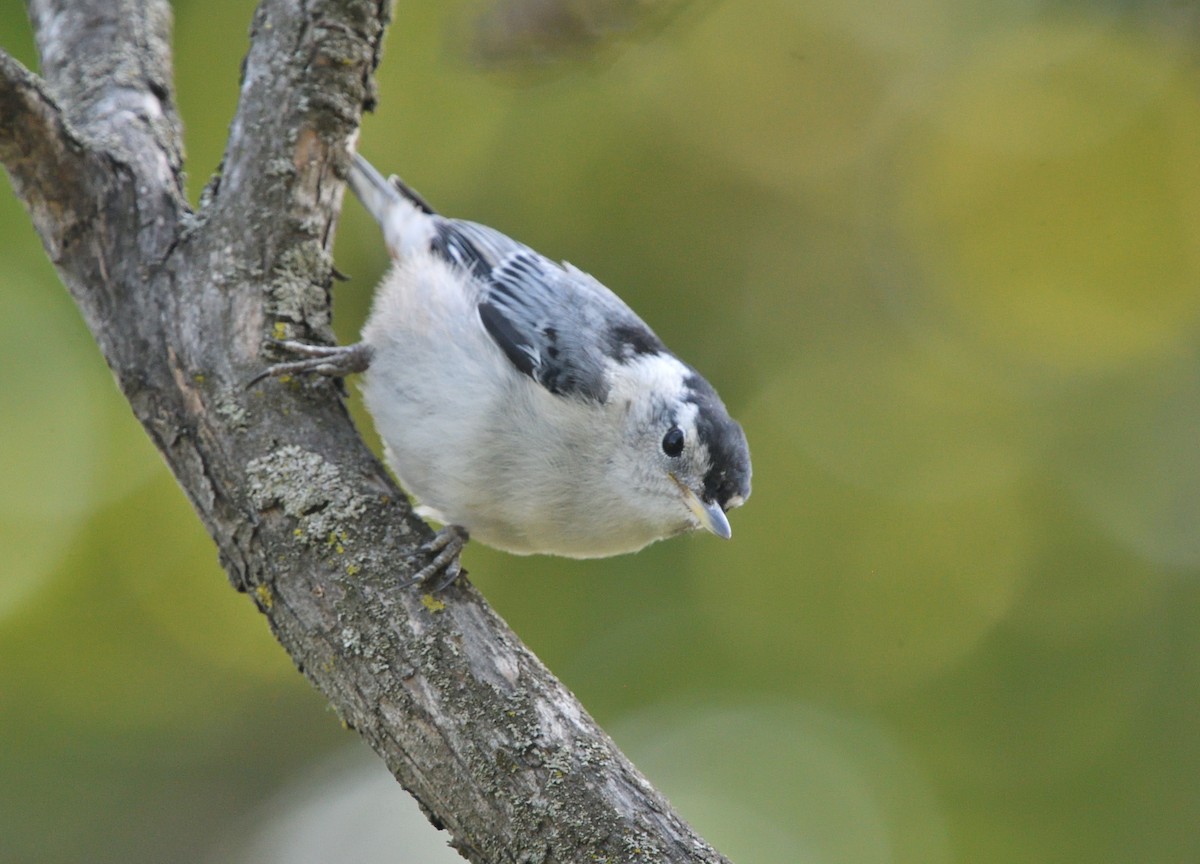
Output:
430 218 665 403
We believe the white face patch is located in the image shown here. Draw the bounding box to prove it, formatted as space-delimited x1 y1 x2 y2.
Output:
604 352 718 505
675 399 700 442
607 352 692 408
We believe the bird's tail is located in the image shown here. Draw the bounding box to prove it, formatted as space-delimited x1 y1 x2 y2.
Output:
347 154 436 259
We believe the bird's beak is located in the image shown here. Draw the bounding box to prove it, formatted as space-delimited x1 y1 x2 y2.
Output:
672 475 732 540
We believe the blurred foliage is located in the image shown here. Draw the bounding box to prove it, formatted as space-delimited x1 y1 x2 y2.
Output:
3 0 1200 861
461 0 694 76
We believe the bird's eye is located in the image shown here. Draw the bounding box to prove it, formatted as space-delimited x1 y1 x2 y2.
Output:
661 426 685 458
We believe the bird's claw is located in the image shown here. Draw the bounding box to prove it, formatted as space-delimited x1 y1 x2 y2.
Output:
247 341 374 388
406 525 469 591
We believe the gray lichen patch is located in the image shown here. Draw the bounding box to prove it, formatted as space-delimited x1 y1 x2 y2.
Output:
267 240 333 332
214 385 249 430
247 445 368 544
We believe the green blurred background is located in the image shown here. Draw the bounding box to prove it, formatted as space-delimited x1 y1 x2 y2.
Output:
3 1 1200 861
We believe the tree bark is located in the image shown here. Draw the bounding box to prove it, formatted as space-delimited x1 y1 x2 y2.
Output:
1 2 732 862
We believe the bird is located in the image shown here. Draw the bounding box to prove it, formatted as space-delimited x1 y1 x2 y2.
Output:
260 153 751 588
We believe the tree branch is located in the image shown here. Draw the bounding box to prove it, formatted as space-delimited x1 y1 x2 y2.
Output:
1 2 732 862
0 50 91 265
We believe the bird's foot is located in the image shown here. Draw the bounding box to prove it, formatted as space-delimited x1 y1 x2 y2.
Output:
248 341 373 387
406 525 469 592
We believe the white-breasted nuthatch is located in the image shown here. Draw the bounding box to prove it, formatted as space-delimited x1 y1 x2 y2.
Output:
262 154 751 587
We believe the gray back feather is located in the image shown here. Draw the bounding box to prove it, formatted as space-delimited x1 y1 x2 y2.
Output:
430 218 665 403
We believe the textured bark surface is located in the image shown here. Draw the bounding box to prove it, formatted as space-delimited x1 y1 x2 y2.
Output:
1 2 732 862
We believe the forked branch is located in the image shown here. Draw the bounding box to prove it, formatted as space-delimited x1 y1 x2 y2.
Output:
0 2 731 861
